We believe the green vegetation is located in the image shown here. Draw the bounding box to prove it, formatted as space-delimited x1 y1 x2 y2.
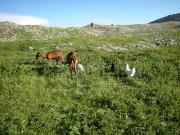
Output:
0 21 180 134
0 37 179 134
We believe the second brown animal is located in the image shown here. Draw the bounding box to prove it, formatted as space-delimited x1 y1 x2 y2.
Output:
66 52 78 74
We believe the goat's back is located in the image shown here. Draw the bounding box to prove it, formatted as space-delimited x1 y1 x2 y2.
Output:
46 50 64 60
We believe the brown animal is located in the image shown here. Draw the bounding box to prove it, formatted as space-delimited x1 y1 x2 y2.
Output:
66 52 78 74
36 51 47 59
46 50 64 64
36 50 64 64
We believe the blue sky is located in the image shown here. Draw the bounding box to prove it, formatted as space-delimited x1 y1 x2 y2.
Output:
0 0 180 27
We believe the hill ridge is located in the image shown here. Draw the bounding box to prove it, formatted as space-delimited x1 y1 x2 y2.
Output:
150 13 180 23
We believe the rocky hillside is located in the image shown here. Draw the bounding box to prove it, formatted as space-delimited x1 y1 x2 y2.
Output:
0 21 180 43
150 13 180 23
82 22 180 35
0 21 73 42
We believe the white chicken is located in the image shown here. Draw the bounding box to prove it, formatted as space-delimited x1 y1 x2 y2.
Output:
77 64 84 71
125 63 136 77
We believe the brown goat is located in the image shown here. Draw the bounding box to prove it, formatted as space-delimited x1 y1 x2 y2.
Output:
66 52 78 74
36 50 64 64
46 50 64 64
36 51 47 59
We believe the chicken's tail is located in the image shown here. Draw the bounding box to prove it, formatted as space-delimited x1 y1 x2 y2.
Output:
130 67 136 77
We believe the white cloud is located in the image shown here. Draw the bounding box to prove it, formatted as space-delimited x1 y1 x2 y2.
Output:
0 13 48 25
93 19 113 25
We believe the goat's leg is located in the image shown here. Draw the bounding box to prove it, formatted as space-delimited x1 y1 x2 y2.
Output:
56 60 59 65
72 64 76 74
61 56 65 64
47 58 51 65
69 65 73 74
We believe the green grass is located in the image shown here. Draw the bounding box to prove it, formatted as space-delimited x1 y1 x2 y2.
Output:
0 38 179 134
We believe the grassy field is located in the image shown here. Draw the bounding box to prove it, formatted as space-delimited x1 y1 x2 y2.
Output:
0 36 180 134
